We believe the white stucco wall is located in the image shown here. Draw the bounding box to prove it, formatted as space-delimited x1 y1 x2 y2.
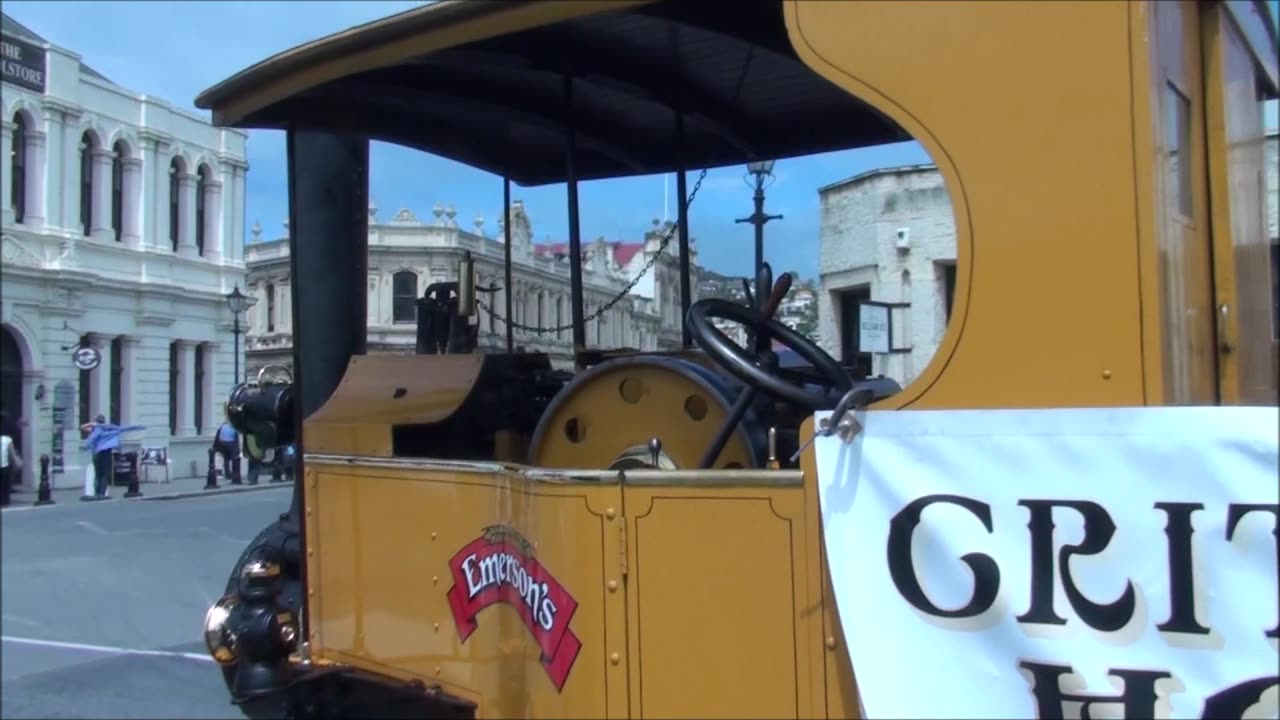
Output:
817 165 956 388
2 32 248 488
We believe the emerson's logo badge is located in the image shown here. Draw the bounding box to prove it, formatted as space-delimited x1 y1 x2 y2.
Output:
446 525 582 691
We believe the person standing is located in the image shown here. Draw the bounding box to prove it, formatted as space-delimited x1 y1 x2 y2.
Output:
0 426 20 507
81 415 145 498
212 418 239 482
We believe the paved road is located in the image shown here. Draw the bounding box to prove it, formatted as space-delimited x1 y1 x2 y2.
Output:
1 487 294 719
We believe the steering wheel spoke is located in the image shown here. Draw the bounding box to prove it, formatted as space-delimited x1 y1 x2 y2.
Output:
686 298 852 412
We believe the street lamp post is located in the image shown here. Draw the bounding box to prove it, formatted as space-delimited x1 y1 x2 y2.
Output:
735 160 783 283
225 285 255 384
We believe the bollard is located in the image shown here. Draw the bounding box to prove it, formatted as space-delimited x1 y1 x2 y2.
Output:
204 447 219 490
35 454 54 506
230 455 243 486
124 452 143 498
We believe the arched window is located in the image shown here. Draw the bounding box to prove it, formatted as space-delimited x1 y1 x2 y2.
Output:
111 141 125 242
10 113 25 223
266 283 276 332
195 165 210 256
80 132 96 235
392 271 418 323
168 158 181 250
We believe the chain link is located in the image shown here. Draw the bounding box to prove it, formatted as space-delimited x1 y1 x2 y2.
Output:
475 168 709 336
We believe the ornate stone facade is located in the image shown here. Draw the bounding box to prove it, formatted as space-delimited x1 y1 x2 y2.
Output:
1 13 249 487
244 200 698 372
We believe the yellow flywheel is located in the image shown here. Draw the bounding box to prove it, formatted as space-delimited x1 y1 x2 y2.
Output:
528 356 764 470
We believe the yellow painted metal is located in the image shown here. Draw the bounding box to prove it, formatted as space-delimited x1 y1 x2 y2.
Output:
305 459 627 718
305 354 485 458
256 1 1279 718
529 360 758 470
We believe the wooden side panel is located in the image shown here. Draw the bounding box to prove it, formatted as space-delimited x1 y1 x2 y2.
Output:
304 462 627 719
1148 0 1220 405
1203 5 1279 404
621 482 825 719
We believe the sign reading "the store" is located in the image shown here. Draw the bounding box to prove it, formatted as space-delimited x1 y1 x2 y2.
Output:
1 33 47 93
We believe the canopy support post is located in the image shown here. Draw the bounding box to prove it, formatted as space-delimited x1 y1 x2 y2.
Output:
676 110 692 349
503 174 514 353
565 73 586 358
282 127 369 646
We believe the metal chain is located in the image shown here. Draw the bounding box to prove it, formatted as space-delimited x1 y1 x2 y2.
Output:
475 167 709 336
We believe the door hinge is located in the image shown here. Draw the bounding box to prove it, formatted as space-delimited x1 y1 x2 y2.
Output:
618 524 628 579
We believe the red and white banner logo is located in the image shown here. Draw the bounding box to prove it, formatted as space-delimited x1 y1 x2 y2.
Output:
446 525 582 691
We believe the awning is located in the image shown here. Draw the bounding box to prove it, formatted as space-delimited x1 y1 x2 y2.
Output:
195 0 908 186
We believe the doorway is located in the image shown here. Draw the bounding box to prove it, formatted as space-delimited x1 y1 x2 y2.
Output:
836 286 873 379
1 326 25 486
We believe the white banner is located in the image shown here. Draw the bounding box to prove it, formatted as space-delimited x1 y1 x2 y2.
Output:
813 406 1279 720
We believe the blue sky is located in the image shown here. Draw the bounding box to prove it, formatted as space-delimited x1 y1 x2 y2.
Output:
6 0 1278 281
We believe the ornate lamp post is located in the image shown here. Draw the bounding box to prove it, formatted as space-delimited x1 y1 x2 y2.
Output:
225 285 256 383
735 159 783 281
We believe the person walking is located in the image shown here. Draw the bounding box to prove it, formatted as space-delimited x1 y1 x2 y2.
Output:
81 415 145 498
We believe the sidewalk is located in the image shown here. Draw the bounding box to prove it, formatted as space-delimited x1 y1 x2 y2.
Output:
2 473 292 509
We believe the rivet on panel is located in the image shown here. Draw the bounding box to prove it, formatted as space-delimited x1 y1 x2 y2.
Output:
434 623 440 632
605 507 616 519
431 532 437 540
435 666 442 676
610 652 621 665
825 636 837 650
607 580 618 592
1102 369 1112 380
308 589 315 597
307 550 314 557
432 576 439 585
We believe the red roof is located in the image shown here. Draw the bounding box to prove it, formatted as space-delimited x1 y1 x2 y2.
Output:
532 241 645 267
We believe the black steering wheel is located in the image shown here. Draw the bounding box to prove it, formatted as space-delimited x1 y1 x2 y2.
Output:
688 298 852 410
686 298 853 469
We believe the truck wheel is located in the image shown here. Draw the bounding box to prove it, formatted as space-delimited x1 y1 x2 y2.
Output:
220 513 304 719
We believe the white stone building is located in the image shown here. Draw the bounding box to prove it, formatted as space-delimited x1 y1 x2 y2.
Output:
1 14 249 488
816 164 956 386
244 201 695 373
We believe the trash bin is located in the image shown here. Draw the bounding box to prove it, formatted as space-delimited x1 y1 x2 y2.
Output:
112 450 138 488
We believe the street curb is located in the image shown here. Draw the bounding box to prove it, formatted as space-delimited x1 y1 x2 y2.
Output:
139 483 293 501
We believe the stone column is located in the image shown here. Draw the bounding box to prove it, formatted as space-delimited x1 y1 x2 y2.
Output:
120 337 139 424
218 162 235 263
202 342 219 432
60 109 83 231
22 127 47 229
122 157 142 248
0 118 13 226
202 178 223 262
176 340 196 437
40 106 63 230
278 280 292 331
138 139 158 248
233 167 247 262
177 172 198 258
90 147 113 241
